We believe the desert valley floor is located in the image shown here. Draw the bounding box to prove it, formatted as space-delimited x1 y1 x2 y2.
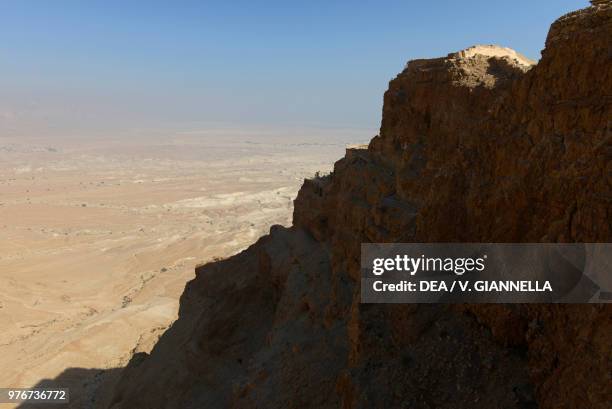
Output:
0 127 366 406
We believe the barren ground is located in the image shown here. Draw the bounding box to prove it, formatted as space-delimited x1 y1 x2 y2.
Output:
0 127 366 406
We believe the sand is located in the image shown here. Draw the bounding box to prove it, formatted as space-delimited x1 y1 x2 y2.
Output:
0 127 367 406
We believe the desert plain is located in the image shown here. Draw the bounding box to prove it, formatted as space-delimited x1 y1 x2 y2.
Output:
0 126 366 407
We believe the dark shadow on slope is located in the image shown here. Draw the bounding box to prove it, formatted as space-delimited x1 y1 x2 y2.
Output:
16 367 124 409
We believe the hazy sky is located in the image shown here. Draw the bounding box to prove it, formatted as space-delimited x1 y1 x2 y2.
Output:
0 0 588 135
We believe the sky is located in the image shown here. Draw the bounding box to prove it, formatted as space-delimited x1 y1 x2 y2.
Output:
0 0 588 136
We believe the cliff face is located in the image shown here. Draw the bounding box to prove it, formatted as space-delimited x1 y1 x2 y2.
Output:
106 3 611 409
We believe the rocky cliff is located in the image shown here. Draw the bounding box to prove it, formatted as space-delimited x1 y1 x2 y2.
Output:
105 3 611 408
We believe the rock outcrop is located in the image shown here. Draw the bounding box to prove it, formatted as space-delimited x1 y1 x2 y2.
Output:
105 3 611 409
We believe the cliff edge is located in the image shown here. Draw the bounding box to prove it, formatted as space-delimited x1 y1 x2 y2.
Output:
104 3 611 409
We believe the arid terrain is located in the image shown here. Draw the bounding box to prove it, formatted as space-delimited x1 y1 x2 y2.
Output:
1 2 610 408
0 126 367 406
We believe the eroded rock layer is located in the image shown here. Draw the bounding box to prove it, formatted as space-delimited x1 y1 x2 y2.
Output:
106 4 611 409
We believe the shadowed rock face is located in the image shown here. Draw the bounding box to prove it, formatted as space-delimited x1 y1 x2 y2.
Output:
105 4 611 409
